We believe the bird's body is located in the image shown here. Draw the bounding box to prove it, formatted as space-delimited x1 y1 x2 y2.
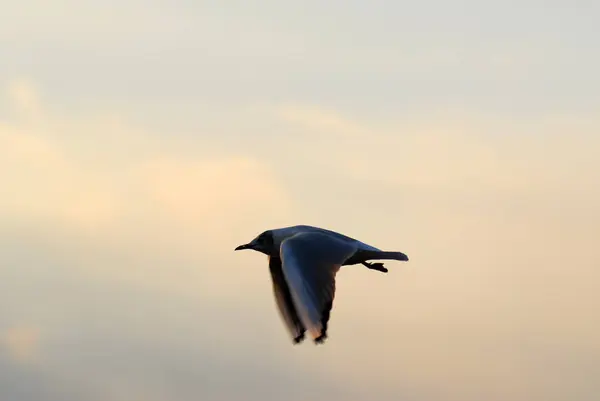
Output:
235 225 409 344
259 224 381 255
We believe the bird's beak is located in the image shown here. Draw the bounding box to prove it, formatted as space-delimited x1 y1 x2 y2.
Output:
234 243 251 251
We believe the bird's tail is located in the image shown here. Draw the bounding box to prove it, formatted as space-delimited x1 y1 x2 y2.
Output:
361 250 409 262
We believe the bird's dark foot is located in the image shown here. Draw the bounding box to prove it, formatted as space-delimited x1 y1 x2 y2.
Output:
293 332 305 344
314 333 327 344
362 261 388 273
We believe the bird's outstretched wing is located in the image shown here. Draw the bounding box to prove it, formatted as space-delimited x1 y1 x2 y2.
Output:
279 232 357 343
268 256 306 343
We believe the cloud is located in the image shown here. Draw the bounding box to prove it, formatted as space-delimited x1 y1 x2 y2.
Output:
7 78 41 115
2 79 599 401
274 105 600 197
268 103 600 400
135 155 292 240
277 104 370 138
0 78 295 305
0 80 293 238
0 125 121 231
0 326 40 364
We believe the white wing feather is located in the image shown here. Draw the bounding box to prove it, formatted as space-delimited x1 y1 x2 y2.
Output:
279 232 357 341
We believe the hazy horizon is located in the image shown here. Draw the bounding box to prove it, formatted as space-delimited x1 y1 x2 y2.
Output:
1 1 599 400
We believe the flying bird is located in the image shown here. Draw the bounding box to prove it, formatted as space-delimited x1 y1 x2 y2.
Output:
234 225 409 344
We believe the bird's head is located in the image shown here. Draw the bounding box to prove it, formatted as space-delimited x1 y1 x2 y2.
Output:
234 230 276 256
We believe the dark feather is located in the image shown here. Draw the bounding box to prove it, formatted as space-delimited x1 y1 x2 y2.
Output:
268 256 306 343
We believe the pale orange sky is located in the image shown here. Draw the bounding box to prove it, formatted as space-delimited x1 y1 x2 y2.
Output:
1 2 599 401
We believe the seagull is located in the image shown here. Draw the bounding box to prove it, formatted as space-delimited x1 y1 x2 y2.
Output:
234 225 409 344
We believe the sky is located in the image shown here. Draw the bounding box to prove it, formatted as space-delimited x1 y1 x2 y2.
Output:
1 1 599 400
